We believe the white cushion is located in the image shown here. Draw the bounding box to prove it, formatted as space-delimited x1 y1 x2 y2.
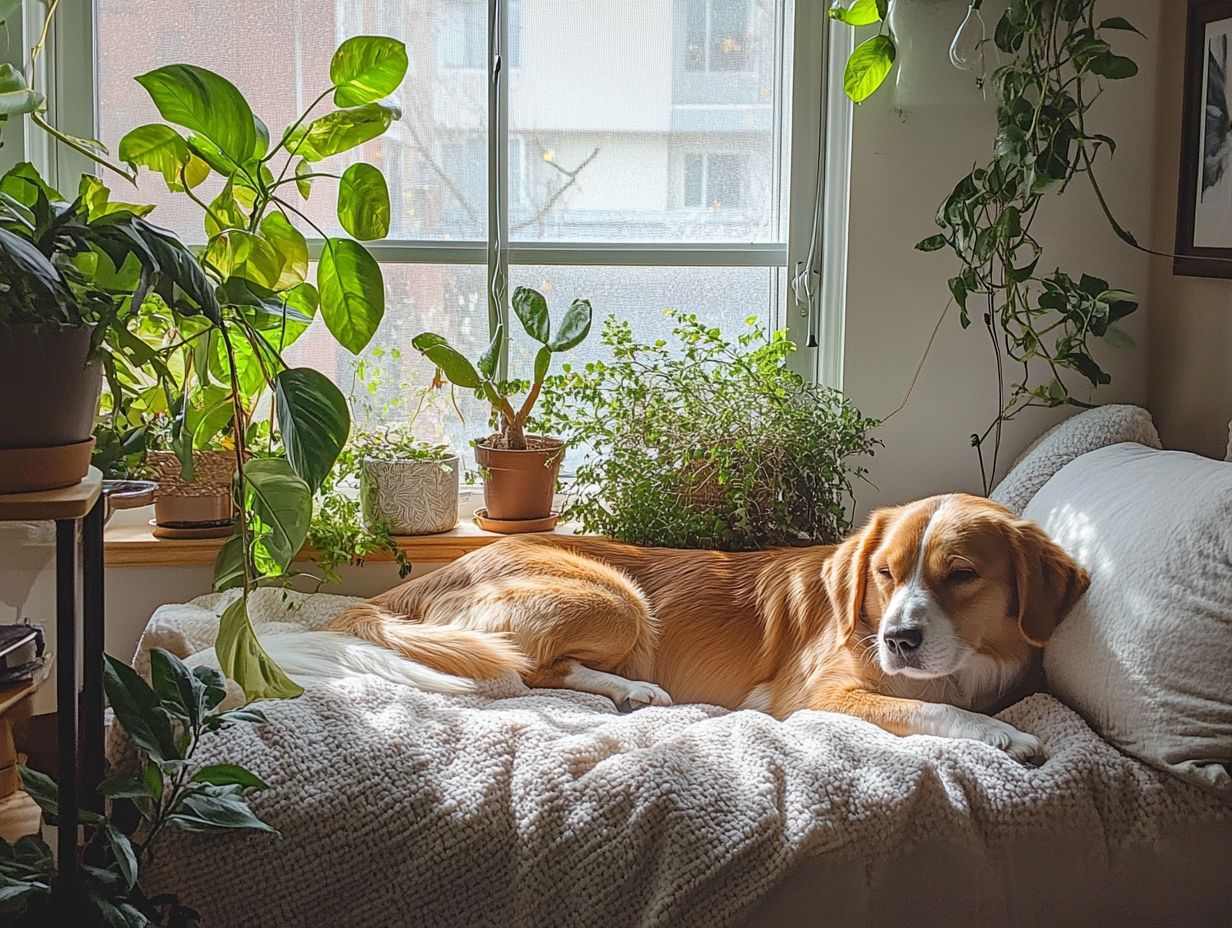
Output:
991 405 1160 514
1025 443 1232 797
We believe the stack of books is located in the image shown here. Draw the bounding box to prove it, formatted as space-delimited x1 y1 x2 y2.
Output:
0 625 45 686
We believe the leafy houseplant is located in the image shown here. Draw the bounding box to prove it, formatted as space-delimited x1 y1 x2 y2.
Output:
412 287 593 528
914 0 1144 490
107 36 411 699
0 163 215 494
536 314 879 550
1 649 275 927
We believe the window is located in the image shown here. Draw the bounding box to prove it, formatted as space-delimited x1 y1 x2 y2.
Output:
63 0 836 451
685 0 752 73
683 153 748 209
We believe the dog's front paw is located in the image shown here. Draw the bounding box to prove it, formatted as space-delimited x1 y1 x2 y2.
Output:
927 705 1045 765
616 680 673 711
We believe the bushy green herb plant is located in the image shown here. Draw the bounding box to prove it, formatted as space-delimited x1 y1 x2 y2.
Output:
537 314 878 550
0 650 274 927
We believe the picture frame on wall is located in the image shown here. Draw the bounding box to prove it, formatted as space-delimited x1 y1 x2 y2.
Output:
1177 0 1232 278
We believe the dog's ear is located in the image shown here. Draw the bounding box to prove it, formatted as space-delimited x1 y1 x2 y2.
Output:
823 508 894 643
1007 518 1090 646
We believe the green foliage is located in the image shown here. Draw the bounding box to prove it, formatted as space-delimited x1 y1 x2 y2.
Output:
917 1 1143 491
413 287 593 451
0 650 274 926
306 428 451 584
828 0 897 102
536 314 879 550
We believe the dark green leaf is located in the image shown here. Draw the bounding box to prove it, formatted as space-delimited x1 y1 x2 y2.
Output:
1099 16 1144 37
149 647 201 725
337 163 390 240
0 63 44 117
915 233 947 252
170 790 278 834
102 656 178 762
512 286 551 344
412 333 482 388
243 458 312 574
104 824 138 890
191 763 268 789
330 36 409 107
275 368 351 494
192 666 228 711
548 298 593 352
17 765 58 818
533 345 552 383
1088 52 1138 80
318 238 385 353
477 323 504 379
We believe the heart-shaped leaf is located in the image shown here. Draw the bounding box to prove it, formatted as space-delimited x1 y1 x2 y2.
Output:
844 34 896 103
330 36 409 107
260 211 309 288
215 595 304 702
241 458 311 574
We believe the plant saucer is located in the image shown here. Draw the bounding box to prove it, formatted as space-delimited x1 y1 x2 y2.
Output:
474 509 560 535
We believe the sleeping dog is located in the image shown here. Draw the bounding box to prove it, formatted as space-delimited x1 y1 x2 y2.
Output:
327 493 1088 762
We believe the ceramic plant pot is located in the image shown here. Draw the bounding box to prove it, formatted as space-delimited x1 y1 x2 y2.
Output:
148 450 237 531
360 455 460 535
474 436 564 524
0 324 103 492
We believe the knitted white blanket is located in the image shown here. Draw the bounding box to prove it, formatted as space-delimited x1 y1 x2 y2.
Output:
122 588 1229 928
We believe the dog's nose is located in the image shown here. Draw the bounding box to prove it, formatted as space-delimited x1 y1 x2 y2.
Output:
884 627 923 656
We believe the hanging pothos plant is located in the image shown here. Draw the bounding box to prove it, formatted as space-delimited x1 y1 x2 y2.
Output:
830 0 1149 491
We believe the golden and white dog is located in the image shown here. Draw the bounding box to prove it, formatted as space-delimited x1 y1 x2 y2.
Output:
325 493 1088 762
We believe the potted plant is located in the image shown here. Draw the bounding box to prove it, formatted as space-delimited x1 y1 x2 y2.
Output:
0 163 215 493
536 313 879 550
412 287 593 532
356 430 459 537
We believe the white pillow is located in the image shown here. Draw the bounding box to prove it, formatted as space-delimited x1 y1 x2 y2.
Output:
991 405 1160 514
1025 443 1232 797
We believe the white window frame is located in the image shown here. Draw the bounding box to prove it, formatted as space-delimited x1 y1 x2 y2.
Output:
19 0 851 389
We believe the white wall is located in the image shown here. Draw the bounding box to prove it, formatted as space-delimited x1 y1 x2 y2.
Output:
842 0 1160 513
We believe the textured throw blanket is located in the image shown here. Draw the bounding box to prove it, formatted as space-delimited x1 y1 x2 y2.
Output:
119 589 1229 928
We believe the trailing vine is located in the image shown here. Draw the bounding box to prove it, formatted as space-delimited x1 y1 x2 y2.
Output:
913 0 1145 491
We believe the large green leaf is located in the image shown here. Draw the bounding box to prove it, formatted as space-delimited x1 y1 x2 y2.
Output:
287 103 398 162
260 211 309 288
171 788 278 834
204 230 282 290
330 36 409 107
548 298 593 352
337 163 390 241
318 238 384 353
212 530 246 591
242 458 311 573
512 286 551 344
275 368 350 493
844 34 896 103
118 124 208 191
215 595 304 701
135 64 257 162
0 63 44 117
411 332 481 388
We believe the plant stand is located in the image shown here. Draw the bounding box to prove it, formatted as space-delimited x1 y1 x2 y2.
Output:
0 468 106 922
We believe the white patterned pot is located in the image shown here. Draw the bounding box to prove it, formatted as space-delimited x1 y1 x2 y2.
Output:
359 455 460 535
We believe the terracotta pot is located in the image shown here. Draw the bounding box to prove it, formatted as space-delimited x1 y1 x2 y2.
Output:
360 455 460 535
148 450 236 527
474 436 564 523
0 324 103 492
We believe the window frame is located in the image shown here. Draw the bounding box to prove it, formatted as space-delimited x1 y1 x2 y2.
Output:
24 0 850 388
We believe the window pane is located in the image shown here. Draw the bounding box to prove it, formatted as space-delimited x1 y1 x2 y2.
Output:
508 264 779 375
285 264 490 453
96 0 488 242
509 0 791 243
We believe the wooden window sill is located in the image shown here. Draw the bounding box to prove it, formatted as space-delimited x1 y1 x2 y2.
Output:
103 519 575 568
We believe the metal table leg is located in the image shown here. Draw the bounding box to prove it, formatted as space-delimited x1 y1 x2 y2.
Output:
53 517 80 909
82 499 105 815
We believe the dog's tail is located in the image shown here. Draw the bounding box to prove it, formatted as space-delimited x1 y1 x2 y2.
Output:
254 627 481 695
325 602 532 684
